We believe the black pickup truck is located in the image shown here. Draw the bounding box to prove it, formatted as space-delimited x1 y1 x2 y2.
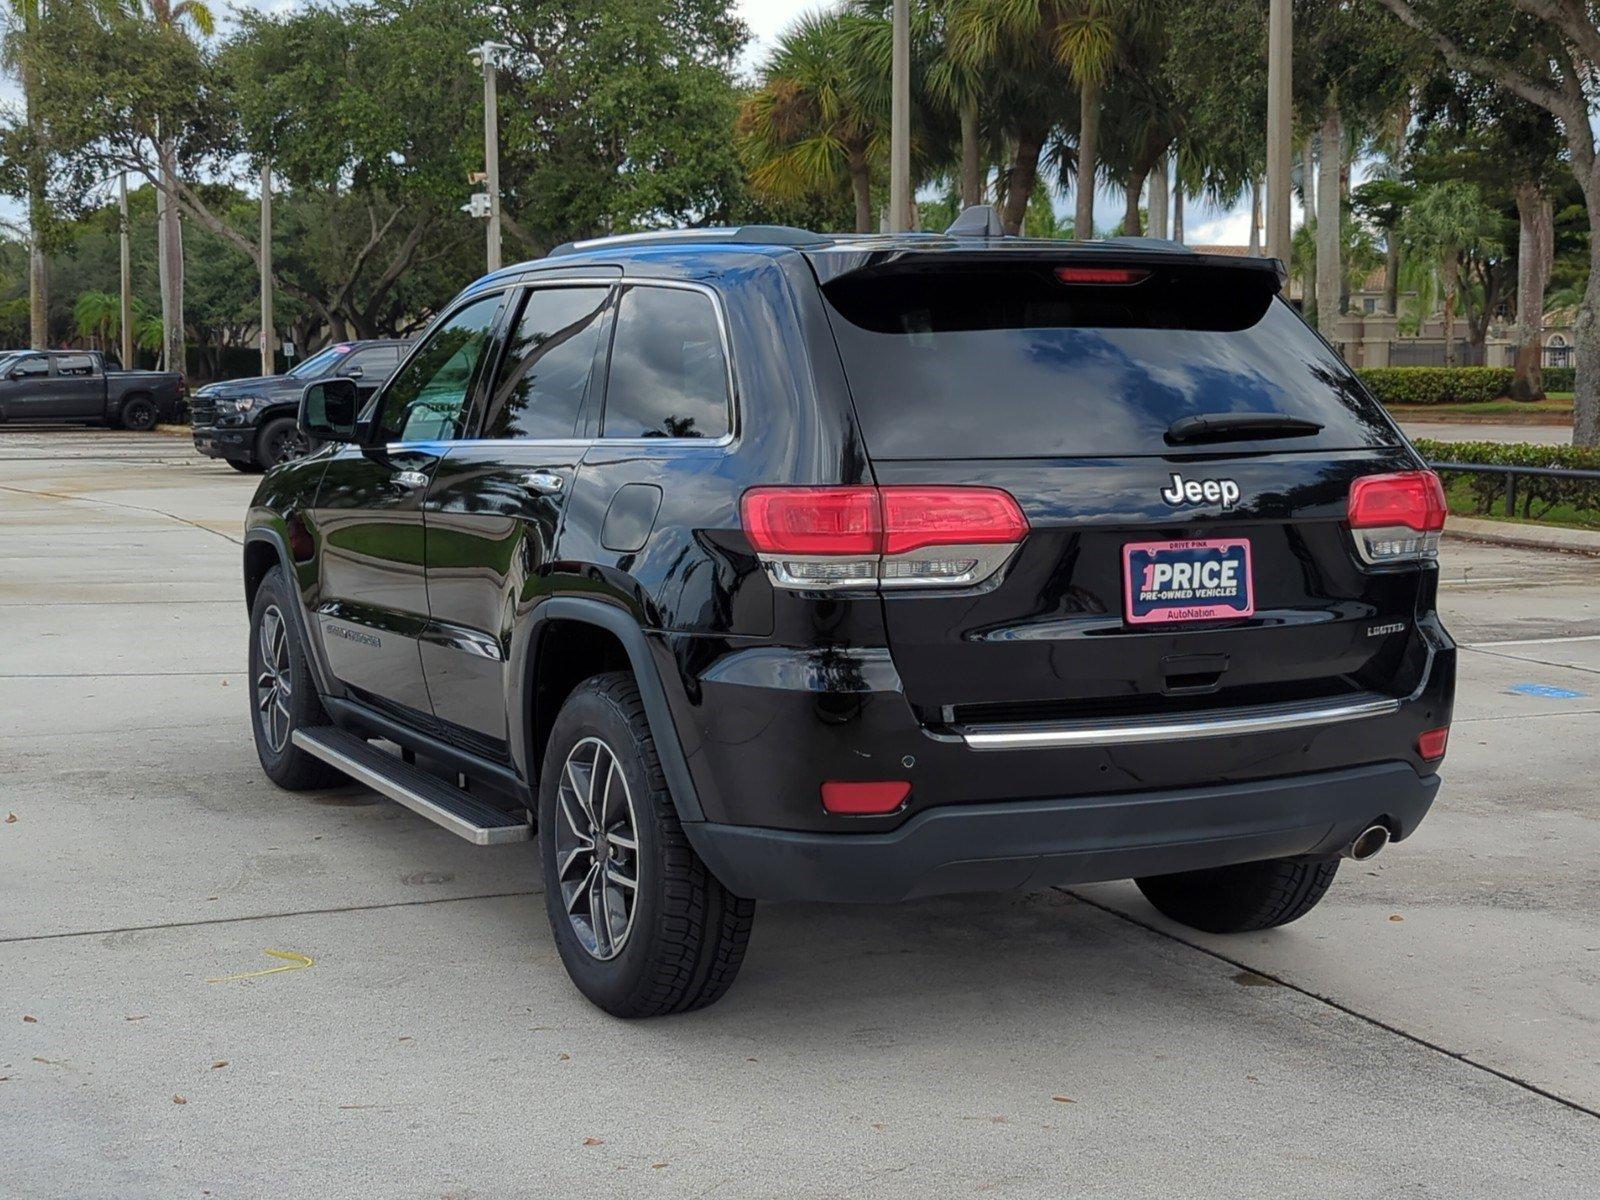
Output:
0 349 185 430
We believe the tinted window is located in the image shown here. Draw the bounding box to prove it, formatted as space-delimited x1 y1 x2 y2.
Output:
55 354 96 377
287 345 346 379
344 347 400 378
822 265 1399 459
602 287 729 440
482 287 608 440
375 295 502 443
8 355 48 379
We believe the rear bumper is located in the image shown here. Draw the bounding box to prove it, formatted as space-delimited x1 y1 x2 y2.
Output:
686 762 1439 903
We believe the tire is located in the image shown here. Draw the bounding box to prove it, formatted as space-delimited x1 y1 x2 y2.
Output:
1135 856 1340 935
539 671 755 1017
119 395 158 432
256 416 308 468
248 566 346 791
227 458 265 474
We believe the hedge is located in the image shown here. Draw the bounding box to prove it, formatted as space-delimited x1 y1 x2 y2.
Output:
1413 438 1600 521
1356 366 1576 406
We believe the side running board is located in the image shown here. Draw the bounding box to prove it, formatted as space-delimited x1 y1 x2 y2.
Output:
291 726 531 845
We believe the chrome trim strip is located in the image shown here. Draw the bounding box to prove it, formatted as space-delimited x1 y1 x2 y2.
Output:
957 695 1402 751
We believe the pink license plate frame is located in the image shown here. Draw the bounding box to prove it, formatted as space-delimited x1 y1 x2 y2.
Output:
1122 537 1254 625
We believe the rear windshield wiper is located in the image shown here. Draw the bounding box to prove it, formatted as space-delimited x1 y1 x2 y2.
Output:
1165 413 1325 445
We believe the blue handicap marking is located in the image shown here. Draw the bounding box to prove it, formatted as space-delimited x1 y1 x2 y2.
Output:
1507 682 1588 700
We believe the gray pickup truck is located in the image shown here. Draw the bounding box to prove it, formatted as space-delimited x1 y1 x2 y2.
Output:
0 350 185 430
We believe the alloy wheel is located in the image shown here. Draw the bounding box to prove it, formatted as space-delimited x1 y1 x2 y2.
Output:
266 427 308 465
553 736 641 961
255 605 293 753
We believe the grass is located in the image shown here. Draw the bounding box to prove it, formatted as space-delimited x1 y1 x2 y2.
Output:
1440 475 1600 532
1389 397 1574 420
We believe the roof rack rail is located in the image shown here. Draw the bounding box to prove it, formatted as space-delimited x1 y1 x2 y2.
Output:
548 225 829 257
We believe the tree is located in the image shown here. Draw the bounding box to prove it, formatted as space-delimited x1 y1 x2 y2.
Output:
738 11 886 232
1290 2 1425 340
140 0 214 375
945 0 1079 234
495 0 750 246
1375 0 1600 443
1352 178 1416 315
1399 180 1501 363
1410 73 1566 398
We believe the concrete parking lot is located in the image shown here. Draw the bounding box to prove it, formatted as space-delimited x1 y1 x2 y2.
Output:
3 427 1599 1198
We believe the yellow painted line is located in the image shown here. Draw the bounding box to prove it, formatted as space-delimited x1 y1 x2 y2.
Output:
206 949 316 984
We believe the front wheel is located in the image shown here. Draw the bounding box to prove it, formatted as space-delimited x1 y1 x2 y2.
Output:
118 395 158 431
256 416 308 467
249 567 346 790
539 672 755 1017
1135 856 1340 934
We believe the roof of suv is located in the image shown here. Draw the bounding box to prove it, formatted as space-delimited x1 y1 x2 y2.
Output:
470 223 1285 293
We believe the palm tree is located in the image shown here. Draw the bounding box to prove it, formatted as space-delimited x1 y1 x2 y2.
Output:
945 1 1080 234
738 11 888 233
74 291 122 350
137 0 216 375
1399 182 1500 366
949 0 1153 240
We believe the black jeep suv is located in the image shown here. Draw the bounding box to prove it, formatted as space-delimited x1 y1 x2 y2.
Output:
242 213 1455 1016
192 339 409 471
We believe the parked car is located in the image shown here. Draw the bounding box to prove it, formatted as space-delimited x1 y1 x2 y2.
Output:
239 211 1456 1016
0 349 184 429
190 339 409 471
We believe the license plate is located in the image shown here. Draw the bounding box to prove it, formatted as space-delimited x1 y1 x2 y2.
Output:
1123 537 1254 625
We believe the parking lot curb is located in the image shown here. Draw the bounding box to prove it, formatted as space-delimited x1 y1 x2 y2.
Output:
1446 516 1600 555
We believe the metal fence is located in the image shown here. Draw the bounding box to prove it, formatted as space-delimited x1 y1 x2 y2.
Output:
1427 459 1600 519
1387 340 1487 367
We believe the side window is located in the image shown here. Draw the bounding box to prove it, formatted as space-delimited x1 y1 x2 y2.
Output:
55 354 96 377
374 295 503 443
602 286 730 440
345 347 399 379
481 287 609 440
9 355 48 379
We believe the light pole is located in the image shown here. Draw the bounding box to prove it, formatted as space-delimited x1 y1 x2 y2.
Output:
889 0 911 233
471 41 513 271
1266 0 1293 281
260 161 275 377
119 174 134 369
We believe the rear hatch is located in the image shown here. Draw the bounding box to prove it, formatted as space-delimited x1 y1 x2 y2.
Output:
815 250 1432 727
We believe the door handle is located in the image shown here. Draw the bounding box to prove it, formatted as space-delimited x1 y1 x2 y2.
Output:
522 471 565 496
394 469 430 489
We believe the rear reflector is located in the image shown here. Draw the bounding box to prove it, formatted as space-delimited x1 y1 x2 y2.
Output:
742 485 1028 590
821 780 911 815
1055 266 1150 285
1417 726 1449 761
1347 471 1447 565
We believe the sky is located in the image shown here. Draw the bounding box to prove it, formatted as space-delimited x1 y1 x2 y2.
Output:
0 0 1269 245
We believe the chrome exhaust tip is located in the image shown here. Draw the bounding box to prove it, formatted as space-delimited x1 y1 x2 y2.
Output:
1343 824 1391 862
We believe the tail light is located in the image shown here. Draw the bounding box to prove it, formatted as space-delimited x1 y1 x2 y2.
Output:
1347 471 1446 565
1417 726 1449 762
742 485 1029 590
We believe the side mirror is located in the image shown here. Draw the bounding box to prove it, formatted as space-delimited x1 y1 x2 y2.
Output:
299 378 361 443
344 365 365 381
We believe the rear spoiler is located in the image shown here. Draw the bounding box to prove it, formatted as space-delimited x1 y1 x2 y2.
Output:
804 241 1287 290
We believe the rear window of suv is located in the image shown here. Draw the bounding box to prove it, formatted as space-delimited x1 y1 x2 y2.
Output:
820 262 1399 459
